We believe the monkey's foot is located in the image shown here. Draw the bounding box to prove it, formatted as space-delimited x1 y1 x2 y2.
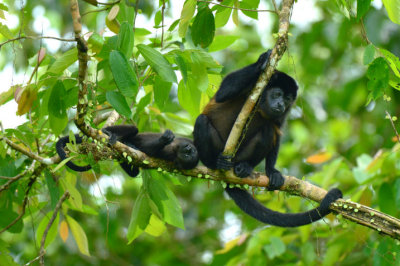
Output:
160 129 175 145
234 162 253 178
267 170 284 191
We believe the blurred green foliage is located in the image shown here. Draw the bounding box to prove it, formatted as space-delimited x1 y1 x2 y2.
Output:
1 0 400 265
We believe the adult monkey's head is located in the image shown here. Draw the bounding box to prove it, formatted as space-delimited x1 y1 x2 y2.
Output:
260 71 298 119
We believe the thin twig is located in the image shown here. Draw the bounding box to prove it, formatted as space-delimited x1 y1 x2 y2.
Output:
0 170 41 234
0 136 55 165
82 7 110 17
161 0 165 48
0 36 75 48
271 0 278 14
39 191 70 266
0 161 35 193
385 110 400 144
197 0 277 13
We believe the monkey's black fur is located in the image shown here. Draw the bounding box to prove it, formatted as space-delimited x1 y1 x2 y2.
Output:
193 50 342 227
56 125 199 177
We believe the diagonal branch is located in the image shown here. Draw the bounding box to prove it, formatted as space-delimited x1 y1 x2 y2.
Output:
222 0 294 158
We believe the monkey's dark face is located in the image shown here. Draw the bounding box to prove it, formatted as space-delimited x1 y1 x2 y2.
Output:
176 142 199 169
262 87 294 118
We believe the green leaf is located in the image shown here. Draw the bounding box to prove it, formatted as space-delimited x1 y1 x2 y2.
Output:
378 183 397 216
0 22 13 39
208 35 239 52
215 4 232 28
0 210 23 233
88 33 104 55
135 28 152 36
137 44 177 83
109 50 139 98
240 0 259 19
66 215 90 256
357 0 371 20
263 236 286 260
106 91 132 118
382 0 400 24
0 239 18 266
191 52 208 92
178 79 201 118
48 81 68 136
60 175 83 211
48 48 78 74
154 76 172 109
174 53 188 84
380 48 400 78
135 91 152 116
45 170 60 209
145 214 166 237
127 189 152 243
143 171 184 229
36 211 60 249
363 44 375 65
366 57 389 100
117 22 134 58
192 7 215 48
179 0 196 37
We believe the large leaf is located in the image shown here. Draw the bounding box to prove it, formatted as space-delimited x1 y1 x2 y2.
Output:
382 0 400 24
60 174 83 211
143 171 184 229
215 2 232 28
366 57 389 100
45 170 60 209
36 211 60 249
48 48 78 74
208 35 239 52
106 91 132 118
154 76 172 109
109 50 138 98
117 21 134 58
127 189 152 243
178 0 196 37
177 79 201 118
66 215 90 256
356 0 371 20
48 81 68 136
191 7 215 48
137 44 177 83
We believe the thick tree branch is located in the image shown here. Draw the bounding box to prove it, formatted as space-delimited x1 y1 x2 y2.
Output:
57 140 400 240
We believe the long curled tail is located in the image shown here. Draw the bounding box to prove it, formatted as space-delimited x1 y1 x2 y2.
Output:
56 134 92 172
225 187 342 227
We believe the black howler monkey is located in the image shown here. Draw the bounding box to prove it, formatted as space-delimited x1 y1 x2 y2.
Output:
193 50 342 227
56 125 199 177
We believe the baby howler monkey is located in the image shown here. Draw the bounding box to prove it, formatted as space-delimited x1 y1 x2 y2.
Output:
56 125 199 177
193 50 342 227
